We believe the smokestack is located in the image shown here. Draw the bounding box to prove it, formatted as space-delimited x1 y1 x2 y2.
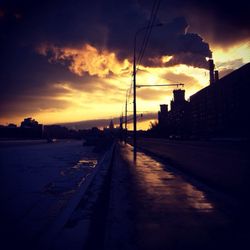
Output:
214 70 219 82
160 104 168 113
209 59 215 85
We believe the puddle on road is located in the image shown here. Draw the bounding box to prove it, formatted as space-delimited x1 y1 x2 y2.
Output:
122 144 214 212
73 159 97 169
43 159 97 196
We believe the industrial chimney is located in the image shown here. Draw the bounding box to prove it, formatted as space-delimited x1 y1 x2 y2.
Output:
214 70 219 82
209 58 215 85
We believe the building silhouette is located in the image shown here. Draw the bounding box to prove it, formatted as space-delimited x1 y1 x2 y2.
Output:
158 62 250 139
0 117 43 139
158 89 190 138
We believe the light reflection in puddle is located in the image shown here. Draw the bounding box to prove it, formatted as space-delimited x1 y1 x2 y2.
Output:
72 159 97 170
45 159 97 196
122 144 214 212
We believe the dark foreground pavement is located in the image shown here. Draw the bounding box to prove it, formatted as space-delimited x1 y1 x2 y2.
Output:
104 143 250 250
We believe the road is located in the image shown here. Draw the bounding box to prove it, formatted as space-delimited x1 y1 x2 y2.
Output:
1 139 249 249
104 142 250 250
0 140 98 250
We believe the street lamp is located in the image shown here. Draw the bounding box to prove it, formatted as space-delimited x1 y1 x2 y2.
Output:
124 89 129 144
133 23 163 161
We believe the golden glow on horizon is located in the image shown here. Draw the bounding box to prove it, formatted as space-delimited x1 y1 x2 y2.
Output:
127 119 157 131
2 41 250 129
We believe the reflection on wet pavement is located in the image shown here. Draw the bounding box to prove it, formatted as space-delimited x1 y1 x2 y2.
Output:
123 144 214 213
119 144 234 250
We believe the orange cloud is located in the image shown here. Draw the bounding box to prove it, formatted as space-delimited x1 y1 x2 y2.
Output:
37 43 131 77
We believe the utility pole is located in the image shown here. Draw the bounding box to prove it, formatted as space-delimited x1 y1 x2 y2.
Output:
125 90 128 144
133 33 137 161
133 23 163 161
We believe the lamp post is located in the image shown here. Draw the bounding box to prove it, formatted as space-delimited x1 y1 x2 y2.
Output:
133 31 138 161
133 23 163 161
125 89 129 144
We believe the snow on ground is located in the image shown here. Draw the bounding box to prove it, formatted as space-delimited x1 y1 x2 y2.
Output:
50 144 115 250
0 140 98 249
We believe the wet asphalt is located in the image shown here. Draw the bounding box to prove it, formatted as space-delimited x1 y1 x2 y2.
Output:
105 143 250 250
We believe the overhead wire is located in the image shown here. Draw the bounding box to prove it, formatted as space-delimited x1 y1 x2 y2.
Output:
137 0 161 69
124 0 162 124
127 1 159 106
136 0 158 66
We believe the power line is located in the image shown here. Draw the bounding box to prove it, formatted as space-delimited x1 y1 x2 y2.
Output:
137 0 161 68
136 0 158 65
137 0 158 66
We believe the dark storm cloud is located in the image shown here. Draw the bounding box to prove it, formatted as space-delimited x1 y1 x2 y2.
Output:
0 44 95 101
0 0 142 115
139 17 211 68
0 97 70 118
139 0 250 46
1 0 249 63
164 52 209 69
1 0 249 121
1 0 212 65
0 0 212 100
0 42 104 118
186 0 250 45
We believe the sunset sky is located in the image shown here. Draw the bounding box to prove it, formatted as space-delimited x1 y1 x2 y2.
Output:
1 0 250 129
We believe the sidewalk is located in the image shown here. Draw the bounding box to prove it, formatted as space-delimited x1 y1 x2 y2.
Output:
135 138 250 200
104 143 249 250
